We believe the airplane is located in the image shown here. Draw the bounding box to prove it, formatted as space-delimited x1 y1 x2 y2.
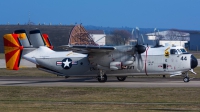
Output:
3 29 198 83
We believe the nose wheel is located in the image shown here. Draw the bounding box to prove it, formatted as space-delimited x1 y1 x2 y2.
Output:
182 72 190 83
183 77 190 82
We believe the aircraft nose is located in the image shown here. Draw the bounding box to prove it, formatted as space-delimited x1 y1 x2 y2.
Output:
191 55 198 69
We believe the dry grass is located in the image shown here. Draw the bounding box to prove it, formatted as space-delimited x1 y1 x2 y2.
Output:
0 87 199 112
0 66 200 111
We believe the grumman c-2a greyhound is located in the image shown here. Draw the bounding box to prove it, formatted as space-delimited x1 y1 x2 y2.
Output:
3 29 198 83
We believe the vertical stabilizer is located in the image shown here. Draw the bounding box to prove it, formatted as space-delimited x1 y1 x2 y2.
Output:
3 34 23 70
29 30 46 47
14 29 31 47
42 34 53 49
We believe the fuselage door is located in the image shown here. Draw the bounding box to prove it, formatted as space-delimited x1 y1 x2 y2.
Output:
163 64 167 69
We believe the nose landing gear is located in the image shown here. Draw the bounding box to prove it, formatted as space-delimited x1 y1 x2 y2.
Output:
183 77 190 82
183 72 190 83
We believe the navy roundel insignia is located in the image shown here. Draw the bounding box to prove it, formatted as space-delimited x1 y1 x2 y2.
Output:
61 58 72 69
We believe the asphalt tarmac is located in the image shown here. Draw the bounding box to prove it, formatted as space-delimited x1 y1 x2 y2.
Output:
0 59 35 68
0 77 199 88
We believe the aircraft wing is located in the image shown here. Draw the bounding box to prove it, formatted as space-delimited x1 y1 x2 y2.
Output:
59 45 116 53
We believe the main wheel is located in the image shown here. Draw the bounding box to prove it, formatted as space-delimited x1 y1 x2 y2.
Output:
98 74 107 82
65 76 70 79
163 75 166 78
117 76 127 81
183 77 190 82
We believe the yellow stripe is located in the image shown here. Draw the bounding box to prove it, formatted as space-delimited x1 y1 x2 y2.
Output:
18 33 26 40
42 35 50 47
4 34 19 47
44 39 50 47
4 46 19 54
6 50 20 69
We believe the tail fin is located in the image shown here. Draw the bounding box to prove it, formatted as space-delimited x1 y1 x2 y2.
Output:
3 29 54 70
42 34 53 49
14 29 32 48
29 30 46 47
3 34 23 70
29 30 53 49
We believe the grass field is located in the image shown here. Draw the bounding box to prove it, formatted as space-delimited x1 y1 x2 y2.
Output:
0 87 199 112
0 63 200 111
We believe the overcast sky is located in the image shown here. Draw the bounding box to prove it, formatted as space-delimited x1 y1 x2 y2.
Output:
1 0 200 30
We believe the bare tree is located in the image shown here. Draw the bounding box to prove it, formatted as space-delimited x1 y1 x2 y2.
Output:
111 30 131 45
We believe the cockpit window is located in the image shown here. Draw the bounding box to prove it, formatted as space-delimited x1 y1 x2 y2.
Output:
177 49 181 53
170 49 178 54
180 49 187 53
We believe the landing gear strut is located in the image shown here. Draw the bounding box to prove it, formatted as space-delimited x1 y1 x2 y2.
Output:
117 76 127 81
183 72 190 83
97 70 107 82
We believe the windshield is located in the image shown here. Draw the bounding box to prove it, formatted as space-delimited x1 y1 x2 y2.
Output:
170 49 178 54
180 48 187 53
177 49 182 54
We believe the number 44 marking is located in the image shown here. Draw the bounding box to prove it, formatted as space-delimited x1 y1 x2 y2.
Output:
181 56 187 61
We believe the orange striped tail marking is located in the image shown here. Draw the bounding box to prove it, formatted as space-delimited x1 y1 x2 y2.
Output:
42 34 53 49
3 34 23 70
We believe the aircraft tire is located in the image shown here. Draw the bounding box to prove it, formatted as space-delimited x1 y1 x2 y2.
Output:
117 76 127 81
98 74 107 82
183 77 190 82
65 76 70 79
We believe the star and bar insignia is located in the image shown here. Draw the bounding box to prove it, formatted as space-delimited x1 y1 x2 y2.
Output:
56 58 78 69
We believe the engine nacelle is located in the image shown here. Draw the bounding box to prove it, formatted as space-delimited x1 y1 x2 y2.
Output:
122 61 133 66
110 62 122 70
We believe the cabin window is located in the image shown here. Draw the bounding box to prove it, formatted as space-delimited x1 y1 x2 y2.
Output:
177 49 182 54
170 49 178 54
180 49 187 53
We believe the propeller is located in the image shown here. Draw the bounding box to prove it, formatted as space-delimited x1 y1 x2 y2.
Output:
132 27 146 72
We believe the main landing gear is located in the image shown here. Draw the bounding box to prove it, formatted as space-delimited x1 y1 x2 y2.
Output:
97 70 107 82
116 76 127 81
